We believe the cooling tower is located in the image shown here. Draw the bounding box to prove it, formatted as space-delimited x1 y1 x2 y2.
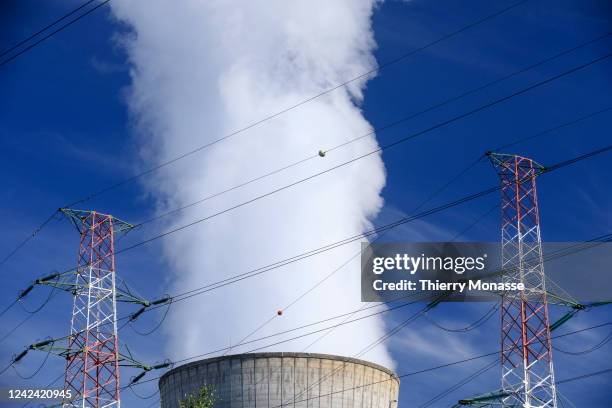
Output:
159 352 400 408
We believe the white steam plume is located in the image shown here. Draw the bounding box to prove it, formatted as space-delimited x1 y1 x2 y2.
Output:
111 0 393 368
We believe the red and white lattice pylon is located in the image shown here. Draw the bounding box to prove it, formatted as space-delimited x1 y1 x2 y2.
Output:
61 209 133 408
488 153 557 408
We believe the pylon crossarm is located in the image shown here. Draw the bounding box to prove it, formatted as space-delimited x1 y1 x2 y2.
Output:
115 287 150 304
545 291 580 308
126 360 173 385
19 269 150 305
115 276 152 305
11 335 77 365
487 151 545 174
11 334 163 374
60 208 134 234
457 389 516 406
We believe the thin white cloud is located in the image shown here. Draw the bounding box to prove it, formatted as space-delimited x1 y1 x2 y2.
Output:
388 319 480 362
90 55 126 74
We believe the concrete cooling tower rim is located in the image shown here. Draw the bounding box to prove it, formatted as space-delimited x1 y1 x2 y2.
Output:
159 352 399 387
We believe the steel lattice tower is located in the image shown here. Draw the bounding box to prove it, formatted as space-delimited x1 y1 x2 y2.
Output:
62 209 133 408
488 153 557 408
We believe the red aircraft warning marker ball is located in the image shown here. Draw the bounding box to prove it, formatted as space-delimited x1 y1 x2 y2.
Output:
277 310 283 316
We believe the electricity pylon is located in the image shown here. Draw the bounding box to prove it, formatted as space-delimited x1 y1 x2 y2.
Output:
61 209 134 408
488 153 557 408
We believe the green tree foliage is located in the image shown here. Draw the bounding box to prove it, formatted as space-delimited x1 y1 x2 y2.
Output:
178 385 216 408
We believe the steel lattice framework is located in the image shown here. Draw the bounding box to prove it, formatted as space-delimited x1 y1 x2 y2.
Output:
62 209 133 408
488 153 557 408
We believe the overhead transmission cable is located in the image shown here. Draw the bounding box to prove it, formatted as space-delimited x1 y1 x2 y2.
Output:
554 328 612 356
2 19 608 376
0 0 97 59
11 345 53 380
3 103 608 348
22 287 596 395
20 371 64 408
277 322 612 408
133 32 612 229
2 27 609 272
128 144 612 317
119 41 612 347
125 322 612 404
419 359 499 408
17 148 602 343
0 0 111 68
111 229 612 370
0 0 538 267
424 302 500 333
274 299 446 408
228 136 489 355
126 33 612 234
114 51 612 259
4 143 612 348
449 202 499 241
297 162 493 352
5 293 426 382
4 113 612 353
448 369 612 407
556 367 612 385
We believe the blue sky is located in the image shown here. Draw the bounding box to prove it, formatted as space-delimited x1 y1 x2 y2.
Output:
1 0 611 407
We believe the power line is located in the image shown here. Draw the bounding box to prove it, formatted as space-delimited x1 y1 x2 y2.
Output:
297 166 495 353
3 141 611 347
174 296 427 366
136 144 612 314
11 345 53 380
18 231 611 383
276 300 441 408
68 0 531 203
3 104 608 351
424 302 499 333
111 230 612 378
134 33 611 229
0 299 19 319
272 323 612 408
115 52 612 260
450 202 499 241
556 367 612 385
12 145 589 345
3 30 609 278
4 143 612 364
113 299 444 407
0 0 533 267
126 322 612 405
0 0 98 59
128 385 159 401
0 211 60 271
4 294 424 383
554 328 612 356
0 0 112 68
420 360 499 408
227 136 489 355
448 367 612 407
439 366 612 407
20 372 64 408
